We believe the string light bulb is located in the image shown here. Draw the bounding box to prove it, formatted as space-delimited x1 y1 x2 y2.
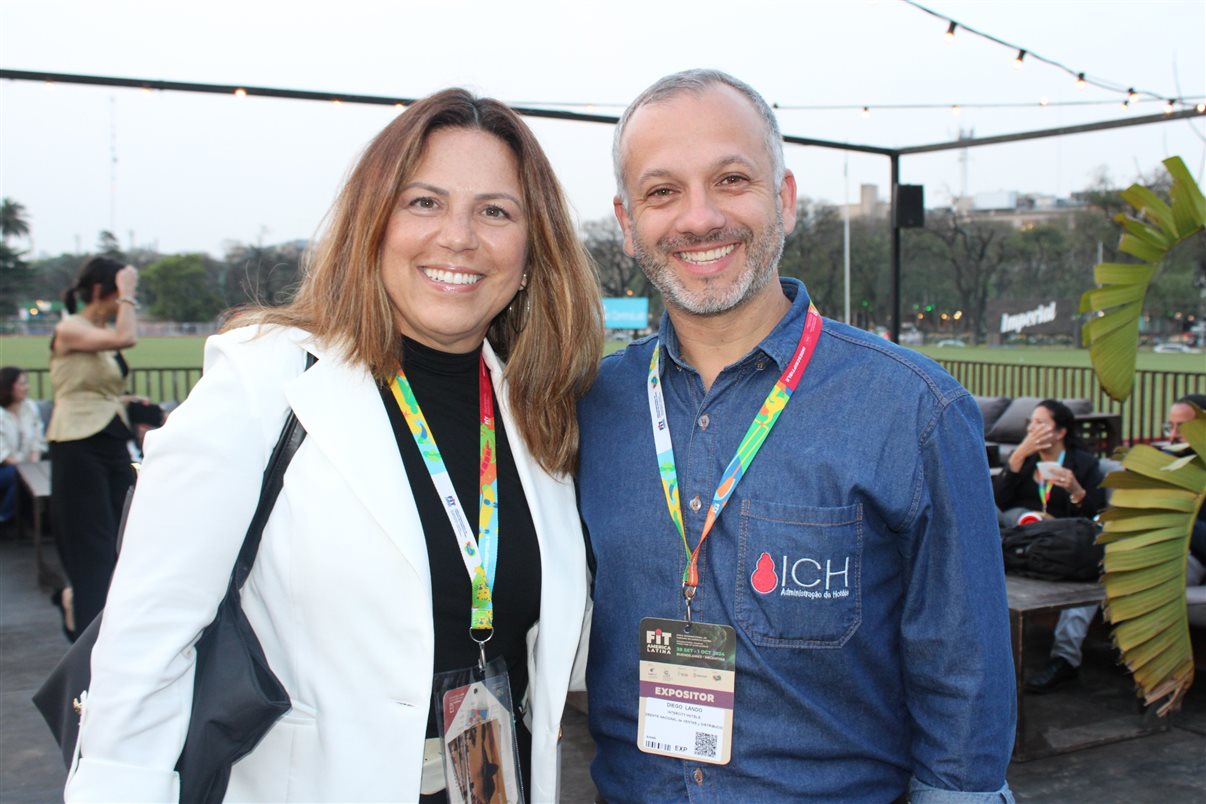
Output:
233 88 247 98
1164 99 1175 114
951 104 961 116
1013 49 1026 70
1126 88 1138 104
1075 72 1086 90
1197 103 1205 113
861 106 871 118
944 21 957 42
1039 97 1049 107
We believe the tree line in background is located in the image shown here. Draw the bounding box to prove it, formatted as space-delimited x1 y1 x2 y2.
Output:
2 206 304 324
3 169 1203 343
586 172 1203 343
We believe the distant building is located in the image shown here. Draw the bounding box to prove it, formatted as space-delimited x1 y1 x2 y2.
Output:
843 184 1087 229
840 184 889 220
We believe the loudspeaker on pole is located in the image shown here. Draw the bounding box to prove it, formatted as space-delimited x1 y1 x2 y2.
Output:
895 184 925 228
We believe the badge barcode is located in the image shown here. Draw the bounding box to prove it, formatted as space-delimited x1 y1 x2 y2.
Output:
644 739 674 752
694 732 718 758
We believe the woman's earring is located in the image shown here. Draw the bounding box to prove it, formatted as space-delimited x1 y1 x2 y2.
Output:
520 271 528 290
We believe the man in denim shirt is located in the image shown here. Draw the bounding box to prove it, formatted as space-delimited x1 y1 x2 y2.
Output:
577 69 1016 802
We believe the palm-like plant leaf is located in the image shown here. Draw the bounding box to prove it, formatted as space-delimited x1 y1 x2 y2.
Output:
1079 156 1205 402
1098 406 1205 716
1083 157 1206 716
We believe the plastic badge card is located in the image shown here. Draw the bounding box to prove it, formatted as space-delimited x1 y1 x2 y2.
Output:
637 617 736 765
435 658 523 804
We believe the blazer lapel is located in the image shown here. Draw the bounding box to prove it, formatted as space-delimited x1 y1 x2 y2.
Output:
283 345 430 582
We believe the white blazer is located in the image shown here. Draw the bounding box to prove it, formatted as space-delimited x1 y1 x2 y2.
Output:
66 326 589 803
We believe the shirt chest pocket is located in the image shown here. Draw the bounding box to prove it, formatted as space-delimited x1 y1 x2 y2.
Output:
735 499 863 648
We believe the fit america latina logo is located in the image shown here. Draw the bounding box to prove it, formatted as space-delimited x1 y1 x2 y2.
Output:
751 551 851 599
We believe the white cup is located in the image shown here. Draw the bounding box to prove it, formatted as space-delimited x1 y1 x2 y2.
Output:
1036 461 1062 480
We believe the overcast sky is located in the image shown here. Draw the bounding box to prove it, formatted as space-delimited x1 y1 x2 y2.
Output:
2 0 1203 258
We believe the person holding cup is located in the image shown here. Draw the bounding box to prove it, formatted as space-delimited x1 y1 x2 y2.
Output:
994 398 1105 527
995 399 1106 693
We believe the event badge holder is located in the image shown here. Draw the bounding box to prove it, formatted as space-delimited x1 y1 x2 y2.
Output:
391 358 525 803
639 305 822 766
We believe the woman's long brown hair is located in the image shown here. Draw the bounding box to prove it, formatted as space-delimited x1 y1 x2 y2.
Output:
233 89 602 475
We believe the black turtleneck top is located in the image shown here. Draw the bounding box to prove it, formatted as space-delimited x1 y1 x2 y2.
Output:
379 337 541 795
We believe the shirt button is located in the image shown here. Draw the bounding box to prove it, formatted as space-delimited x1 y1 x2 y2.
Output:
689 495 702 512
698 413 710 430
755 360 766 370
693 767 705 784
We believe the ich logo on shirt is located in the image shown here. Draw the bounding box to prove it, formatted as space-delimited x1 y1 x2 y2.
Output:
751 551 851 599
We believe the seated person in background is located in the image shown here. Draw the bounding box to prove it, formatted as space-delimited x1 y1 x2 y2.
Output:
993 399 1106 693
995 398 1106 528
0 367 48 526
1167 394 1206 446
1025 394 1205 692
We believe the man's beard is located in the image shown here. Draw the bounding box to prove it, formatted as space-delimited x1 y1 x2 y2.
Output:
631 210 785 317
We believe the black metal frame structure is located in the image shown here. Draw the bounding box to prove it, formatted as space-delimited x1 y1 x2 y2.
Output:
4 68 1203 340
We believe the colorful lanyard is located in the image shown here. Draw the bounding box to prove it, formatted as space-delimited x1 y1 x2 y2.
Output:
390 355 499 636
1037 449 1065 513
647 305 822 619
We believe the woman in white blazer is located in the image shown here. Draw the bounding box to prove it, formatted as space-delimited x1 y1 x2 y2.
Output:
66 89 602 803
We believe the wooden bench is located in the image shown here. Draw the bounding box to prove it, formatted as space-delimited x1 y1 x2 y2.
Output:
14 460 59 590
1006 574 1165 761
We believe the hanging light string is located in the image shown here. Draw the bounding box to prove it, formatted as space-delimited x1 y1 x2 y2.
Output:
507 97 1204 115
900 0 1193 111
765 97 1204 112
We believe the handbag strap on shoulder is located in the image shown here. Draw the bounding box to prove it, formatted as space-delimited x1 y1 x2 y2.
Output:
232 350 317 589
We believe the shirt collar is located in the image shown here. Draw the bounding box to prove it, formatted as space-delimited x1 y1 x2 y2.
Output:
658 277 813 373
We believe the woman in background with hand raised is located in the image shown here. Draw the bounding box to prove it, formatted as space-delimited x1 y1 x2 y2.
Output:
46 256 139 640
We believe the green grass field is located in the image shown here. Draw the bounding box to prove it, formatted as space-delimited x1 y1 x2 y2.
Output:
4 336 1201 373
0 336 207 370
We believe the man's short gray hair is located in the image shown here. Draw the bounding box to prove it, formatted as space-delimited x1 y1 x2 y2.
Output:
612 69 786 208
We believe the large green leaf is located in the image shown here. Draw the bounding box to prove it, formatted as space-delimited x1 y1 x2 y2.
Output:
1086 317 1141 400
1111 444 1206 491
1107 487 1198 512
1163 156 1206 234
1118 232 1169 263
1120 616 1184 669
1119 185 1177 237
1092 262 1157 286
1097 434 1205 715
1102 560 1186 596
1083 301 1142 342
1113 214 1174 250
1104 575 1186 623
1081 157 1206 404
1086 159 1206 716
1182 407 1206 458
1098 508 1185 528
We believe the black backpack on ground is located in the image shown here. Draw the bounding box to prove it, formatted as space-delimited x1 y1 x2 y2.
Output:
1000 517 1103 582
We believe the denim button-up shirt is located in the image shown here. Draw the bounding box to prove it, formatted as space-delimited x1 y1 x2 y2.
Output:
578 279 1015 802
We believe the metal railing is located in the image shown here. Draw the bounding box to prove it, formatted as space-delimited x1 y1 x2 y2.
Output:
24 367 203 405
936 361 1206 444
19 361 1206 444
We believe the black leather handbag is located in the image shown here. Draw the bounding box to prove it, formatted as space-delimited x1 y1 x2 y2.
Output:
34 352 315 803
